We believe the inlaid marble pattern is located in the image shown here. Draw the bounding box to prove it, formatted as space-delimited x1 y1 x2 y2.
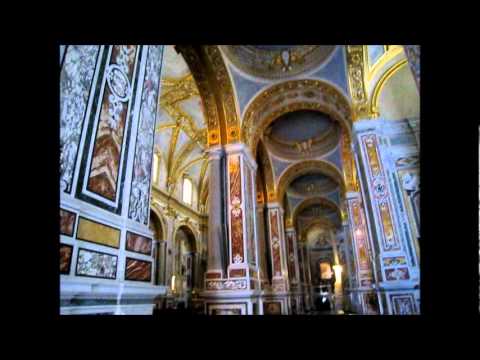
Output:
245 164 256 265
125 258 152 282
385 267 410 281
383 256 407 266
76 248 117 279
76 217 121 248
60 46 100 193
269 210 282 276
60 208 76 236
87 45 138 201
362 134 401 251
126 231 152 255
390 293 416 315
60 244 73 274
286 232 296 280
128 46 163 225
348 199 370 272
229 155 244 263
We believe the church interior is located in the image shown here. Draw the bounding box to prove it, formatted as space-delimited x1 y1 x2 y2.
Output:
60 45 420 315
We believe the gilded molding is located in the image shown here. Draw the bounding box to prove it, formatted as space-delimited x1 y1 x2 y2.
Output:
204 45 241 144
346 45 374 120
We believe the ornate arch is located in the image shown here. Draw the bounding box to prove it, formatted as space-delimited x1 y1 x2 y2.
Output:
292 196 342 226
276 160 346 203
176 45 240 146
369 59 409 117
241 79 353 157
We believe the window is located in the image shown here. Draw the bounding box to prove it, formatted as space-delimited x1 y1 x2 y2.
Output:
152 154 160 185
182 177 193 205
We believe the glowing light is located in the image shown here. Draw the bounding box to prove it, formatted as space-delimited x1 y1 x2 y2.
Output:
183 177 193 205
171 275 176 292
355 228 362 237
333 264 343 283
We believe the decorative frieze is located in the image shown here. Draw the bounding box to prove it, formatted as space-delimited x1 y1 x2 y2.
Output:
75 248 118 280
206 279 248 291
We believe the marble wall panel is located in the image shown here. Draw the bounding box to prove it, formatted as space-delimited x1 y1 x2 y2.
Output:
385 267 410 281
125 258 152 282
269 210 282 276
60 244 73 274
128 46 164 225
229 155 244 263
76 248 118 279
87 45 138 201
126 231 152 255
390 293 417 315
76 217 120 248
60 46 100 193
60 208 76 236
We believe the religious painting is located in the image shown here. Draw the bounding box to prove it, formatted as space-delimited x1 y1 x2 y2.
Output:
320 262 332 280
390 293 417 315
60 244 73 274
125 258 152 282
263 301 282 315
87 45 138 201
76 248 117 279
60 208 76 237
126 231 152 255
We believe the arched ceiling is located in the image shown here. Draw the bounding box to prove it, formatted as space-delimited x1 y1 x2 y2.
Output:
154 45 209 211
263 110 341 160
288 173 338 198
220 45 337 81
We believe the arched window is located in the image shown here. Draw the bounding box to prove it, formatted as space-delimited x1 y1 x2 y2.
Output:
182 177 193 205
152 154 160 185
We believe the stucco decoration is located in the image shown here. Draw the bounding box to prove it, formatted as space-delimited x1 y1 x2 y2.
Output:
221 46 336 80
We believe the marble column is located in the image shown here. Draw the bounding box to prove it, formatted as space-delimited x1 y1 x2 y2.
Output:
202 143 261 315
352 119 420 314
60 45 167 315
256 205 269 288
204 146 225 280
285 226 301 313
266 203 290 292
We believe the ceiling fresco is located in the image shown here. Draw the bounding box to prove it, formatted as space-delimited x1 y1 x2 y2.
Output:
221 45 336 81
154 45 209 210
